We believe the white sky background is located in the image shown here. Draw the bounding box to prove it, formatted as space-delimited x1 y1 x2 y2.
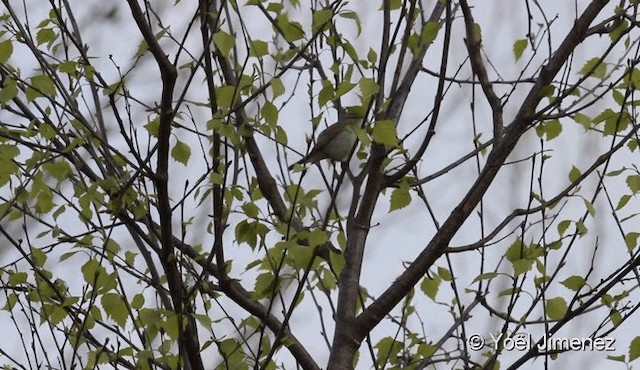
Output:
1 0 638 369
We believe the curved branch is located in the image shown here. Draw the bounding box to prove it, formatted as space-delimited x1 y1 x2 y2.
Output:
355 0 611 341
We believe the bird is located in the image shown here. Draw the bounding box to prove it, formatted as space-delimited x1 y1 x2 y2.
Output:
289 111 363 170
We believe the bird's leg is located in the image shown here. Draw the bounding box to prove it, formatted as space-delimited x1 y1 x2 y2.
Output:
341 162 354 183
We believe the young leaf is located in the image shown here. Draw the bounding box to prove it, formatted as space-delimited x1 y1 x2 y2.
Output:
545 297 568 320
372 119 398 150
0 39 14 63
213 31 235 57
568 166 581 183
578 58 607 79
513 39 527 61
420 275 440 300
560 276 586 291
389 183 411 212
630 336 640 362
171 139 191 165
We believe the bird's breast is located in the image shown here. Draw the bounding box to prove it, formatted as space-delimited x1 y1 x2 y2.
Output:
324 129 357 161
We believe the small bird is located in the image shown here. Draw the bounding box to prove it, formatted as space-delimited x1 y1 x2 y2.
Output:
289 112 363 170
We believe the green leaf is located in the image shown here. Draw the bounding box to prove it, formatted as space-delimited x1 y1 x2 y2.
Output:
604 112 630 136
625 232 640 251
374 337 403 366
134 28 168 57
3 293 18 310
42 304 67 325
130 294 144 310
535 119 562 140
472 272 498 283
36 187 54 213
312 9 333 33
578 57 607 79
593 108 616 124
163 311 180 339
265 2 283 12
372 119 398 150
213 31 235 57
612 89 625 105
36 28 56 45
616 194 631 210
0 77 18 106
607 355 626 362
512 259 534 277
102 80 124 96
308 230 329 247
538 84 556 99
43 159 73 181
171 140 191 165
9 271 28 285
420 275 440 300
473 23 482 45
0 39 13 63
626 174 640 193
568 166 581 183
250 40 269 57
275 126 288 145
217 339 247 369
545 297 568 320
271 77 284 98
576 220 588 236
241 202 260 218
318 79 334 107
58 61 78 76
216 85 240 109
339 10 362 36
367 48 377 64
261 101 278 126
335 81 357 99
389 183 411 212
610 309 622 327
144 117 159 138
505 238 525 262
438 267 452 281
560 276 586 291
101 293 128 327
235 220 268 250
498 287 521 297
253 272 278 299
27 74 57 101
382 0 402 10
277 14 305 42
630 336 640 362
39 122 56 140
513 39 527 61
81 258 111 289
583 198 596 217
573 112 591 131
105 238 121 259
31 247 47 268
359 78 379 101
288 242 315 270
421 22 441 45
609 19 628 41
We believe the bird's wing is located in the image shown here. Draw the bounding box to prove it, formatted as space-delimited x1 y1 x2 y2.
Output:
313 122 342 150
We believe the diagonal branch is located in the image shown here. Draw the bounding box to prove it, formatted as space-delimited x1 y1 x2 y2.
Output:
354 0 611 341
460 0 504 140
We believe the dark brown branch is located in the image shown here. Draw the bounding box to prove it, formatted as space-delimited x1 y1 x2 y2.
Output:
329 2 447 368
125 1 204 370
460 0 504 141
355 0 610 342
